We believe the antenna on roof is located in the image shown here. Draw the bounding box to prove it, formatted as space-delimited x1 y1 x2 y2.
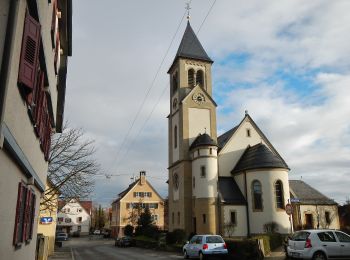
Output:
204 127 207 134
185 1 191 21
245 110 248 115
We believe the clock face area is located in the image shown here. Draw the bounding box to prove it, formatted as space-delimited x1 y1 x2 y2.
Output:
192 93 205 105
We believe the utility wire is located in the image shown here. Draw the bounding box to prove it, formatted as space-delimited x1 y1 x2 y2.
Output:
115 0 217 167
108 3 191 173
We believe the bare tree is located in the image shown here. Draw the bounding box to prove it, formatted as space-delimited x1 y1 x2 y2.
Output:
41 123 100 212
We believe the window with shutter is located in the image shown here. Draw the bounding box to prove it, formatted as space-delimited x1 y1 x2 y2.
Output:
22 188 31 241
13 182 27 246
29 191 36 240
18 10 41 90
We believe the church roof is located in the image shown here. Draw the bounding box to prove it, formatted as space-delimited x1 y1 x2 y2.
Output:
218 177 246 205
289 180 337 205
190 133 217 150
217 126 239 150
231 143 289 174
168 22 212 72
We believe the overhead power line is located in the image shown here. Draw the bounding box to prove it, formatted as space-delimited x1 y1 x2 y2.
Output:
115 0 217 167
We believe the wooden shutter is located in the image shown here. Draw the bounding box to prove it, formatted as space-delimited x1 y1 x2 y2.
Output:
29 192 36 240
13 182 26 246
23 189 31 241
18 10 41 90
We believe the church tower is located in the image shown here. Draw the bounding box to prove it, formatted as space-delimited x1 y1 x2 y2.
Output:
168 22 218 234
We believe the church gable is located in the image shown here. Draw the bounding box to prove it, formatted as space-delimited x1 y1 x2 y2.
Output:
181 84 217 108
218 114 286 177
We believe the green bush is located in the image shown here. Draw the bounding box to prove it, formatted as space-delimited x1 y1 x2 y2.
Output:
225 238 263 260
124 224 134 236
166 229 186 245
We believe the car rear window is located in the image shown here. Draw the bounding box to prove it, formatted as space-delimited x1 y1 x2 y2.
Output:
206 236 224 243
290 231 310 241
317 232 336 242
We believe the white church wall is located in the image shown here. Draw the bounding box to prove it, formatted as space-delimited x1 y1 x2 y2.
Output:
172 112 179 163
218 120 267 177
222 205 247 237
188 108 211 146
246 170 290 234
192 151 217 198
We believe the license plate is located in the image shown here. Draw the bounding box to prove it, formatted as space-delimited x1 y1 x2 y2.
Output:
291 252 300 257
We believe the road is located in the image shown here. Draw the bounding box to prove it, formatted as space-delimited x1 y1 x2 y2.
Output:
67 237 183 260
50 236 286 260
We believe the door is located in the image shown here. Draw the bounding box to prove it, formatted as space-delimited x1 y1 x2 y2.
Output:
316 231 341 258
304 214 313 229
335 231 350 258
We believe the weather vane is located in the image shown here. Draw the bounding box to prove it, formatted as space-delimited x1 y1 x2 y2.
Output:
186 1 191 21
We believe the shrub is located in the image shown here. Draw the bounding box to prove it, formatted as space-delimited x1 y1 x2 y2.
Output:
124 224 134 236
166 229 186 245
225 238 263 260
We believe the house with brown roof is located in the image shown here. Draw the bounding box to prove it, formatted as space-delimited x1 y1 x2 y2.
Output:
111 171 165 238
57 200 92 235
289 180 339 230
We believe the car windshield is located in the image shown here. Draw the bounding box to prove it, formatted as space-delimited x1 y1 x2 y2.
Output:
206 236 224 243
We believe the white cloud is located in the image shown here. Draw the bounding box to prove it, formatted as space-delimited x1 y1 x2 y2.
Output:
65 0 350 205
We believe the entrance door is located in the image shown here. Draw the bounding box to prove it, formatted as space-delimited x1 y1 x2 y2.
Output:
305 214 313 229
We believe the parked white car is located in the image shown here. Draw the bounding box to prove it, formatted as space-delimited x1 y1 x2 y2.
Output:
183 234 228 259
287 229 350 260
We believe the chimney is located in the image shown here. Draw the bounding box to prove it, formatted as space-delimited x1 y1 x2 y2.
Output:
139 171 146 185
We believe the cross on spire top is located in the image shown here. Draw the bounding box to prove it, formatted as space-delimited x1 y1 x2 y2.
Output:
186 1 191 21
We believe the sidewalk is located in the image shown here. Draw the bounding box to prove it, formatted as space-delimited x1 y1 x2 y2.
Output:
264 246 286 259
48 246 73 260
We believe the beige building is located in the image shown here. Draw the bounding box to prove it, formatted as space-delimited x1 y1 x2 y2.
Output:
111 171 165 237
290 180 339 231
37 181 59 259
167 22 338 237
0 0 72 259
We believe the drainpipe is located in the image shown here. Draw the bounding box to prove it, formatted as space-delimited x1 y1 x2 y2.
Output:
244 171 251 237
0 0 19 140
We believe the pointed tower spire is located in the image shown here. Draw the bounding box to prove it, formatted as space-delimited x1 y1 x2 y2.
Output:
175 22 213 63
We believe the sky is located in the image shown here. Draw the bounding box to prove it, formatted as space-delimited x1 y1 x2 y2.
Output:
65 0 350 207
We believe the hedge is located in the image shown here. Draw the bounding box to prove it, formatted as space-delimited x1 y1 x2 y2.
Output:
225 238 263 260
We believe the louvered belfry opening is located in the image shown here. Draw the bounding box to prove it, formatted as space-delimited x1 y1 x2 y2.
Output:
196 70 204 87
188 68 195 87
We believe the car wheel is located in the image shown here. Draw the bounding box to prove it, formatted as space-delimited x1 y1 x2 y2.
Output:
183 250 189 259
312 251 327 260
199 252 205 260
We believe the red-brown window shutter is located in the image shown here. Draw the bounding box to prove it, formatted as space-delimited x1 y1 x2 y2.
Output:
23 189 31 241
13 182 26 246
18 10 41 90
29 192 36 239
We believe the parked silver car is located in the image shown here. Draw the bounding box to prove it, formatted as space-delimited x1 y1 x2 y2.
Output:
183 234 228 259
287 229 350 259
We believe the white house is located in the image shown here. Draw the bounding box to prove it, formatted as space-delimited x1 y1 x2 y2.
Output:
57 200 92 235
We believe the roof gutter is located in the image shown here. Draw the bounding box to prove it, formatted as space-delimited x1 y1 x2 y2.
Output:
0 0 19 142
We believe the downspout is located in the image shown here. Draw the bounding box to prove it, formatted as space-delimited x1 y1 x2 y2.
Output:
244 171 251 237
0 0 19 142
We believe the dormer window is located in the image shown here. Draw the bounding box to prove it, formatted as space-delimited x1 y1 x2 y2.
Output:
188 68 195 87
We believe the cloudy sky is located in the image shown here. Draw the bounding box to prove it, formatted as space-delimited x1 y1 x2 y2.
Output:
65 0 350 206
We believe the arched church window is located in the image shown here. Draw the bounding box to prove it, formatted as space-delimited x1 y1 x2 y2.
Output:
188 69 195 87
252 180 263 210
174 126 178 149
196 70 204 87
172 72 178 94
275 180 284 209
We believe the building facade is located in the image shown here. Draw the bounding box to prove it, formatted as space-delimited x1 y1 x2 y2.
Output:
111 171 165 238
167 22 334 237
0 0 72 258
57 200 92 235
